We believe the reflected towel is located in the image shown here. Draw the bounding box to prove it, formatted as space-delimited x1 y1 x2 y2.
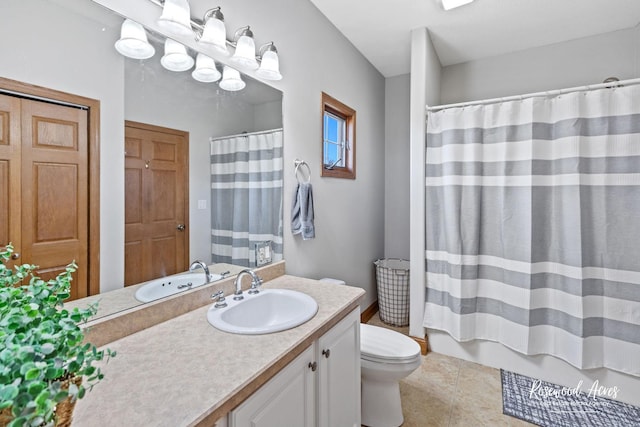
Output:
291 182 315 239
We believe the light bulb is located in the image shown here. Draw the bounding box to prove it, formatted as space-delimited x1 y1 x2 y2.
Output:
192 53 221 82
230 31 258 70
256 49 282 81
199 12 228 55
219 66 245 91
160 39 194 72
114 19 155 59
157 0 192 37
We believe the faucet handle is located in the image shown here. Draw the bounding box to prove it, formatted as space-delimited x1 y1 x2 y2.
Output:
248 275 263 295
211 290 227 308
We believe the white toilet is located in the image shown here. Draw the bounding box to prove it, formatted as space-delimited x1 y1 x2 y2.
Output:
319 278 422 427
360 323 422 427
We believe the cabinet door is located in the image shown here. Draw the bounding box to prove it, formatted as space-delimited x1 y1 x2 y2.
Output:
229 346 315 427
317 308 361 427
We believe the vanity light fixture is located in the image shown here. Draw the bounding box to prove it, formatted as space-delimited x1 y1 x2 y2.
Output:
157 0 193 36
197 7 229 56
229 26 259 70
255 42 282 81
115 19 155 59
219 66 246 91
148 0 284 81
442 0 475 10
192 53 222 82
160 38 194 72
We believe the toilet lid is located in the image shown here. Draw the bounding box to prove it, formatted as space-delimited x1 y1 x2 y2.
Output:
360 324 421 362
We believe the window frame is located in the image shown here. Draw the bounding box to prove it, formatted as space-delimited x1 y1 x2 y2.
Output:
321 92 356 179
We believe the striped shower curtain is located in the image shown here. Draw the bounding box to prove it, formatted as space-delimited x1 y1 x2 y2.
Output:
210 130 283 267
424 85 640 375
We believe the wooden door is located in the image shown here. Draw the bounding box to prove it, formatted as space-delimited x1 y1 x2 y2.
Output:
21 99 88 298
0 94 89 300
0 94 21 271
124 121 188 286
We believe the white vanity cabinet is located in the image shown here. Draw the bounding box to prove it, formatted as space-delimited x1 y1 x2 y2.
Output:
228 308 361 427
227 345 316 427
316 308 361 427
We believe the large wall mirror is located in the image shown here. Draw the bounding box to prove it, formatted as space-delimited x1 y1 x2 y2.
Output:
0 0 283 319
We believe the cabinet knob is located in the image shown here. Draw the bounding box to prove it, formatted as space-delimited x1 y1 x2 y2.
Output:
176 224 186 231
308 361 317 372
322 349 331 359
11 252 20 260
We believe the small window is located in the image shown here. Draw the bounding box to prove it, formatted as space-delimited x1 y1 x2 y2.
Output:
321 92 356 179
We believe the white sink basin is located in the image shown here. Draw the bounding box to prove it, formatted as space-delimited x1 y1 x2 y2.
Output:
207 289 318 334
134 272 223 303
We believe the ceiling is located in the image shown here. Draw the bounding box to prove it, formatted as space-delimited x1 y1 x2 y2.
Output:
309 0 640 77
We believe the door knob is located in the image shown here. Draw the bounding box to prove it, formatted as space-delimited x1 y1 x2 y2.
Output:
176 224 185 231
11 252 20 260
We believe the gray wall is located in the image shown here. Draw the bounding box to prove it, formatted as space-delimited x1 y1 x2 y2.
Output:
269 2 385 310
441 26 640 104
384 75 411 259
385 29 442 262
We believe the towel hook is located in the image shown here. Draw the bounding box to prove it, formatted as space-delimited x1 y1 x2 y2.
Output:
294 159 311 184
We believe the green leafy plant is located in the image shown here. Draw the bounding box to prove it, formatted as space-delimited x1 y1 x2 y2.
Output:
0 244 114 427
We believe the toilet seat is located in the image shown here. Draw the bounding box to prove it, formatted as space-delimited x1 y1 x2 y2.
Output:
360 324 421 364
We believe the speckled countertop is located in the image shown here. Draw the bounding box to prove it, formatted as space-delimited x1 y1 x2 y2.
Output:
72 275 365 427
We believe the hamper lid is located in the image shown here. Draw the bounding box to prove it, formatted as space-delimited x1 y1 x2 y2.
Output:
360 323 420 362
374 258 410 270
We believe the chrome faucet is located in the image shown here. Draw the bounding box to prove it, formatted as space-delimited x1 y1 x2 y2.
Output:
189 260 213 283
233 269 263 300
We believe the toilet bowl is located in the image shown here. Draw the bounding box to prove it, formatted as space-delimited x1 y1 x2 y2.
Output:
360 323 422 427
318 278 421 426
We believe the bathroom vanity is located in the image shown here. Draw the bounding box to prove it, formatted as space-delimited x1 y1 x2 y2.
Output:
71 272 364 426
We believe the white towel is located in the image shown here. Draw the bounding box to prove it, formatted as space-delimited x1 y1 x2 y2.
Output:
291 182 315 239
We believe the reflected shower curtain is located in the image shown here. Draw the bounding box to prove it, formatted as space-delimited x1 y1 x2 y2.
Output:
424 85 640 374
210 130 283 267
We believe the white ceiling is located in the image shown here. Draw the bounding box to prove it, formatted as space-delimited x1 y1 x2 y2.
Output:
309 0 640 77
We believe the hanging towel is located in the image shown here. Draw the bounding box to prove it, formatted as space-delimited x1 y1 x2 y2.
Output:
291 182 315 239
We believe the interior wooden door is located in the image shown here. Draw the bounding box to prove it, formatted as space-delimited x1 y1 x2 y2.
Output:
124 121 188 286
0 94 89 300
0 94 21 271
21 99 89 299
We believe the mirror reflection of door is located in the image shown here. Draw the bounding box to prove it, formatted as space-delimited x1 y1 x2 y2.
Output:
0 92 90 300
124 121 189 286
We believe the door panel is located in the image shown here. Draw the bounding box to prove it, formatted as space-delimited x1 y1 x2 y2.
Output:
0 160 11 247
124 122 188 286
151 169 176 220
124 168 143 224
124 241 143 286
0 94 21 262
151 236 177 277
21 99 88 300
33 163 78 241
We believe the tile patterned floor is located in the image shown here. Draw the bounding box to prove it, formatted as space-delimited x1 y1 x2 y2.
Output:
366 313 535 427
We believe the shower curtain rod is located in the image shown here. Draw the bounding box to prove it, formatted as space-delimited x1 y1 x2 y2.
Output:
210 128 283 142
426 77 640 112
